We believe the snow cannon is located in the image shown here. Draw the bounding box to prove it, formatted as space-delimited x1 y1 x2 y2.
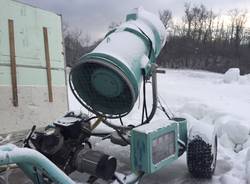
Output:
69 7 166 118
0 8 218 184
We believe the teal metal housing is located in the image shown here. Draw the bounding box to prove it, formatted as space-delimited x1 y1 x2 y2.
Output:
174 117 188 145
0 144 75 184
70 7 166 117
130 119 187 174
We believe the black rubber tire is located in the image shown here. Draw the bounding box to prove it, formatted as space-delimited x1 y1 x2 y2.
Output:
187 134 217 178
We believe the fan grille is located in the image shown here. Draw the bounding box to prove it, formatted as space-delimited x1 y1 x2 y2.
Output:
70 61 136 117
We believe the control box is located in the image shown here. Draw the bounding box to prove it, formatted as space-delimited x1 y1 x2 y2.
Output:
130 120 178 174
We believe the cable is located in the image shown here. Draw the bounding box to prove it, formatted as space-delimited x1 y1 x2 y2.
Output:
141 73 149 125
143 74 148 119
100 119 130 145
102 119 132 131
141 64 158 125
135 25 155 126
83 116 99 122
116 130 130 145
157 98 171 120
90 132 111 137
141 74 145 124
158 93 175 118
119 115 124 126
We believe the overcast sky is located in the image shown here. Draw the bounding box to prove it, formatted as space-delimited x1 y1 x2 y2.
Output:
19 0 250 42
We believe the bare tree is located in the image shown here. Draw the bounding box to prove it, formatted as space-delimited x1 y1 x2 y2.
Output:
81 34 91 47
62 3 250 74
157 4 250 74
183 2 194 38
64 28 85 66
62 22 69 37
228 9 248 51
203 10 216 43
159 9 173 29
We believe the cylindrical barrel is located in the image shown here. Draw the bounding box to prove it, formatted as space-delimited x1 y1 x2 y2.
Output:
75 149 117 180
70 7 166 117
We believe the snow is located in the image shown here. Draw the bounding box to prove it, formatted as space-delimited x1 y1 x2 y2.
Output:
188 123 214 144
219 174 242 184
223 68 240 83
0 134 12 144
224 120 249 145
68 68 250 184
133 118 175 134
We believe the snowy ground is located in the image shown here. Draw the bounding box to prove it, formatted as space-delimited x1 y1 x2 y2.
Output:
69 68 250 184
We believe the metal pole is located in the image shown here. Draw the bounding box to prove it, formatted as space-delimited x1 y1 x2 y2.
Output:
142 63 158 124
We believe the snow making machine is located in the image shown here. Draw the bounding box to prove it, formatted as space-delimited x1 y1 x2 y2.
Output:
0 7 217 184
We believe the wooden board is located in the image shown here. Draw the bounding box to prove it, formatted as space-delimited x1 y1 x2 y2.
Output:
43 27 53 102
8 19 18 107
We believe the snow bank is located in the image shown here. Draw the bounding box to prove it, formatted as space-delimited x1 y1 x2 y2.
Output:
239 74 250 84
247 74 250 81
180 103 209 120
218 119 250 152
222 68 250 84
220 174 242 184
224 120 249 145
223 68 240 83
219 133 235 149
178 101 250 153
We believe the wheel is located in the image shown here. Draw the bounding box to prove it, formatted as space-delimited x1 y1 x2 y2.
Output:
187 124 217 178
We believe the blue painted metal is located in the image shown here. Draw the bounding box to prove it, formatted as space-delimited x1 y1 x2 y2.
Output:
0 144 75 184
130 120 179 174
174 117 188 145
70 7 166 117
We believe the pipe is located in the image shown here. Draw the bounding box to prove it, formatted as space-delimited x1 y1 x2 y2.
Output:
114 172 144 184
102 119 132 131
142 63 158 124
0 144 75 184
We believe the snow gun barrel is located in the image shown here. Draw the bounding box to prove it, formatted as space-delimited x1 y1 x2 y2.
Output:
69 7 166 118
